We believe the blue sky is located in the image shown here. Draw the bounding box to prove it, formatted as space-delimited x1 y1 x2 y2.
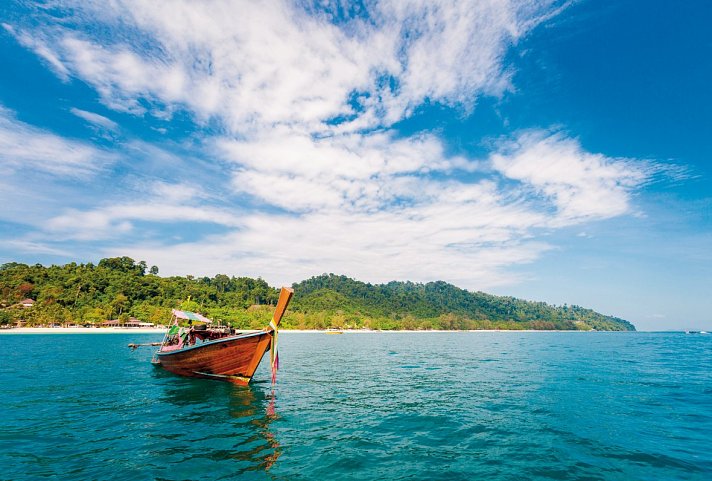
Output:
1 0 710 330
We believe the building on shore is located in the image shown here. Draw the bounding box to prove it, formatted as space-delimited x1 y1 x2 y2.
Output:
20 299 35 308
102 317 155 328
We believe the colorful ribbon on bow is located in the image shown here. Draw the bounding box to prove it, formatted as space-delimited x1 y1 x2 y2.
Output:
269 319 279 384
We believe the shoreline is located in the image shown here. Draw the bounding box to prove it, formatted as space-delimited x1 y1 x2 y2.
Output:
0 327 638 334
1 327 168 334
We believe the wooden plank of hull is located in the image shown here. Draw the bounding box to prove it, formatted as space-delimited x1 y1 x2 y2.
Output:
156 332 273 385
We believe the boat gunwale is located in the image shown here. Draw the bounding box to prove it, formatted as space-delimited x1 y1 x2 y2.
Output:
155 330 271 357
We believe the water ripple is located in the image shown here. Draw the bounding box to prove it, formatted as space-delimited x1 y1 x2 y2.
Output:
0 332 710 480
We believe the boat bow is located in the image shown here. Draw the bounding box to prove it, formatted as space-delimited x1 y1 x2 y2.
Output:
268 287 294 384
152 286 294 385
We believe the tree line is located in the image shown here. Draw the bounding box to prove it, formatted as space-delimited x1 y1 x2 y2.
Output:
0 258 635 331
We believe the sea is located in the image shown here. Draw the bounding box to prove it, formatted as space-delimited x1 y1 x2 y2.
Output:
1 331 710 481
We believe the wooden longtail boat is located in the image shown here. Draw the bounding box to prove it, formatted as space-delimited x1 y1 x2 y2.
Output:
152 287 293 385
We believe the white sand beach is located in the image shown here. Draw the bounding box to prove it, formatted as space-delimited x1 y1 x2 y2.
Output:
1 327 168 334
0 327 596 335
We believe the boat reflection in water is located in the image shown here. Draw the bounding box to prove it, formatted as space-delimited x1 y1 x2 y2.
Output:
157 377 282 475
226 385 282 473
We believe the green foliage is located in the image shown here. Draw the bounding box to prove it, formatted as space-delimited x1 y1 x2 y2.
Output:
0 258 280 328
0 261 635 330
289 274 635 331
0 310 11 326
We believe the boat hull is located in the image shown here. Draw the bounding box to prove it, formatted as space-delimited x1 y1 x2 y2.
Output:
154 331 273 385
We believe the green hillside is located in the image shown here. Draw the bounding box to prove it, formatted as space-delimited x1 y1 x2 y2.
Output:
290 274 635 331
0 258 634 331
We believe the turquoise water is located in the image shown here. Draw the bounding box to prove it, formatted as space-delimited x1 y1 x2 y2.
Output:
1 332 710 480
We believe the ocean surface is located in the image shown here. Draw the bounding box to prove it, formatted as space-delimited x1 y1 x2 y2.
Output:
1 331 710 481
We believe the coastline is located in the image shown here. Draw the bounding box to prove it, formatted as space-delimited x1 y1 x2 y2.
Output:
0 327 622 334
1 327 168 334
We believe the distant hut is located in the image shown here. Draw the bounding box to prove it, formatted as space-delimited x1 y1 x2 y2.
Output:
102 317 153 328
20 299 35 308
125 318 144 328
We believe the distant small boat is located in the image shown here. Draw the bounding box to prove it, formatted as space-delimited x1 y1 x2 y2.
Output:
325 329 343 335
151 287 293 385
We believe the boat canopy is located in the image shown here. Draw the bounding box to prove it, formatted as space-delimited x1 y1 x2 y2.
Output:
171 309 212 323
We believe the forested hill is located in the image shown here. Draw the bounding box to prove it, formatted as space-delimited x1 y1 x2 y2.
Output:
0 258 634 331
291 274 635 331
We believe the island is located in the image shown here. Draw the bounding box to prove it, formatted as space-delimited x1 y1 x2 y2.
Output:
0 257 634 331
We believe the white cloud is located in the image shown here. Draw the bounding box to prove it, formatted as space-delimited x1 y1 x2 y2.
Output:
3 23 71 81
133 128 648 288
0 106 112 177
4 1 662 291
70 108 119 131
491 131 651 224
109 208 551 290
217 128 470 212
44 181 243 241
32 126 653 289
6 0 565 133
1 239 73 257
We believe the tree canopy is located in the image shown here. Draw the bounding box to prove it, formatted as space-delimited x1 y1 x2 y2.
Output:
0 259 634 331
290 274 635 331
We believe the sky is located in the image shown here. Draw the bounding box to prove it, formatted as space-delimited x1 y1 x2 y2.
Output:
1 0 710 331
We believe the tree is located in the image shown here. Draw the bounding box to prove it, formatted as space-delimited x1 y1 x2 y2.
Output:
111 293 129 318
98 257 145 275
214 274 230 293
0 259 635 331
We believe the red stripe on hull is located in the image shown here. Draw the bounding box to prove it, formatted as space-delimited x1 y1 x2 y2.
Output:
155 332 273 385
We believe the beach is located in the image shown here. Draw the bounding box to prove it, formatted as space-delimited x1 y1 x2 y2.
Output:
0 327 603 334
0 327 168 334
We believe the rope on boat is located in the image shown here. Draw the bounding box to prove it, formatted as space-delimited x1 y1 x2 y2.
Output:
128 342 162 350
